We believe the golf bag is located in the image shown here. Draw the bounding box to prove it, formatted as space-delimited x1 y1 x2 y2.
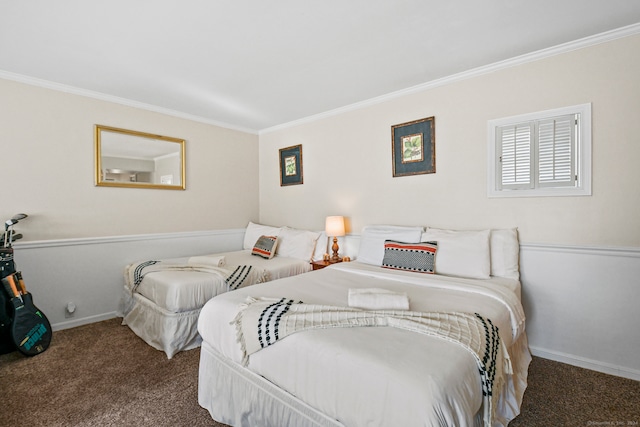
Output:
0 293 13 354
1 246 17 354
1 214 52 356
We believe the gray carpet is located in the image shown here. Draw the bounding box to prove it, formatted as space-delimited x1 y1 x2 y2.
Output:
0 318 638 426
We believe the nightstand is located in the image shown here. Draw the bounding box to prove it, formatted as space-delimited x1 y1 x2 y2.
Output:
311 260 342 270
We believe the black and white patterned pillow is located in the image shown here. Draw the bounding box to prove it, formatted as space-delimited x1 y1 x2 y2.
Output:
381 240 437 273
251 235 279 259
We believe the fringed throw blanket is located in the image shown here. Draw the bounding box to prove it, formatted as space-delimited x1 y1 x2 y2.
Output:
233 297 513 427
125 260 267 295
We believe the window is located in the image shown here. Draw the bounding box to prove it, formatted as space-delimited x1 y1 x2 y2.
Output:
487 103 591 197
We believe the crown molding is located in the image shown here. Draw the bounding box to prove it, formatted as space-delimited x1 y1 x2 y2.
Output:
0 70 259 135
260 23 640 135
2 22 638 137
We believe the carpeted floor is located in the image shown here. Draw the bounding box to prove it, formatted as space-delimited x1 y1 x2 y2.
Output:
0 318 638 426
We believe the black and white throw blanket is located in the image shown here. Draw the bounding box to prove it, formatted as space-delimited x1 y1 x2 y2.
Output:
232 296 513 427
126 260 267 295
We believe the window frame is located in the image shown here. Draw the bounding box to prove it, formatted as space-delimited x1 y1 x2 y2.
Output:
487 103 592 198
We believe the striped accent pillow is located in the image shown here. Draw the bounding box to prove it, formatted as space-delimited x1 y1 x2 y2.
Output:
382 240 437 273
251 235 279 259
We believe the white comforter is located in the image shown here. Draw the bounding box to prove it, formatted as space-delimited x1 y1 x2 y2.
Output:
198 262 529 427
119 250 313 359
126 250 312 313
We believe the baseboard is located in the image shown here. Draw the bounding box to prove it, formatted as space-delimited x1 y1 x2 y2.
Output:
530 345 640 381
51 312 118 332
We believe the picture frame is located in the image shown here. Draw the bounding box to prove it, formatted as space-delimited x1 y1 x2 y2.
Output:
279 144 303 186
391 116 435 177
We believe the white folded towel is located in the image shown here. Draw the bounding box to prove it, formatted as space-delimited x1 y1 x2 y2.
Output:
348 288 410 310
187 255 226 268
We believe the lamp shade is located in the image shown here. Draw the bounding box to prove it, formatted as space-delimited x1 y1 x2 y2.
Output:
325 216 345 237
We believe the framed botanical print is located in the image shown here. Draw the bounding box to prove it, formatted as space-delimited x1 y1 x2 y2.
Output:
391 116 435 177
279 144 303 186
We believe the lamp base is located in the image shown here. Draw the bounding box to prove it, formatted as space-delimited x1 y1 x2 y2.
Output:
330 236 342 263
328 256 342 264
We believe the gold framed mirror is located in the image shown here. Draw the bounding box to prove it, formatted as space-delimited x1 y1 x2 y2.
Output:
95 125 186 190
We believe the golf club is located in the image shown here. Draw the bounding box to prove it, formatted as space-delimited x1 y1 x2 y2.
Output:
3 214 28 248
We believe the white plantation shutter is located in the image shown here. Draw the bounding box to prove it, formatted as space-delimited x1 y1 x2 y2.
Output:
489 103 591 197
537 114 576 187
498 123 533 189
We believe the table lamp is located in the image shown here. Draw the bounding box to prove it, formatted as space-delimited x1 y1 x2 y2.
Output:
325 216 345 263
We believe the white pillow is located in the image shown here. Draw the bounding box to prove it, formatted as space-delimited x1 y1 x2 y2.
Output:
312 231 328 262
358 225 424 266
490 228 520 280
421 228 491 279
277 227 321 261
243 222 282 250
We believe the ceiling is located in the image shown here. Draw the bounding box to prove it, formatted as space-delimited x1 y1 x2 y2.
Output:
1 1 639 133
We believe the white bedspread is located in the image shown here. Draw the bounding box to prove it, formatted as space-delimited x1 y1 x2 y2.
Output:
125 250 311 313
118 250 312 358
198 261 529 426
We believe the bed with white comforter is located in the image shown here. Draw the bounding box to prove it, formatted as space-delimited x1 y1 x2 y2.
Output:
119 250 312 358
197 226 531 426
118 222 326 358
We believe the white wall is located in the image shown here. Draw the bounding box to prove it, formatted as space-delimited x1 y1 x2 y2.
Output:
15 231 638 381
519 244 640 380
13 230 245 330
0 78 260 241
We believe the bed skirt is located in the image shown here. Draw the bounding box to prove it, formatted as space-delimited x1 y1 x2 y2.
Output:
117 290 201 358
495 332 532 425
198 341 345 427
198 333 531 427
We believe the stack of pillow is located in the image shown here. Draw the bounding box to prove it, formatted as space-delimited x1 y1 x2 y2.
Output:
357 225 520 280
242 222 520 281
243 222 327 262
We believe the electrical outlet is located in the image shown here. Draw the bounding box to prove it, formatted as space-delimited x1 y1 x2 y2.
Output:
65 302 76 318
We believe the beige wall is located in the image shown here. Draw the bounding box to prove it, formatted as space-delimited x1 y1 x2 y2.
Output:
3 33 639 247
0 79 259 241
258 34 640 247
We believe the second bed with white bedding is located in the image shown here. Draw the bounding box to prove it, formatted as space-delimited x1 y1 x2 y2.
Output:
119 250 312 358
132 250 311 313
118 221 327 358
